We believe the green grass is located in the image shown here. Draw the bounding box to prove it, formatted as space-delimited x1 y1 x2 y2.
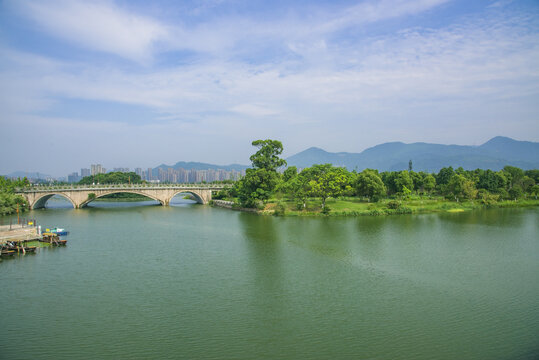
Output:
260 196 539 217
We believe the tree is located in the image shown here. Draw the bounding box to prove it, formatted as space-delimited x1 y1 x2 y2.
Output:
79 172 141 185
355 169 386 202
394 171 413 196
508 185 523 200
530 185 539 199
503 166 524 189
249 140 286 171
410 171 423 192
281 171 312 209
524 169 539 183
477 170 508 193
522 176 535 193
423 174 436 194
437 167 454 187
282 166 298 182
307 165 352 209
237 168 281 208
445 174 477 201
237 139 287 208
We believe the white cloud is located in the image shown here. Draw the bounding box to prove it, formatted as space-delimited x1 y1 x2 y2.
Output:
15 0 168 63
1 1 538 174
230 103 279 117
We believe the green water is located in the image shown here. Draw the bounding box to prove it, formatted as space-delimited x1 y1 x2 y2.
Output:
1 198 538 360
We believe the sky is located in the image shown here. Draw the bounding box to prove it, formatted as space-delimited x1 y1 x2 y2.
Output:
1 0 538 177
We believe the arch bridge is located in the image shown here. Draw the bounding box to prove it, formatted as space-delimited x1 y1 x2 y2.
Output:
16 184 230 209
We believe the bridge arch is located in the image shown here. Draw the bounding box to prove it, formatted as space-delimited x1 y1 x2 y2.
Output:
78 190 165 208
169 190 204 205
32 193 76 209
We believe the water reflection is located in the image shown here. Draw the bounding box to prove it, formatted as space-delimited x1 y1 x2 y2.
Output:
238 213 284 295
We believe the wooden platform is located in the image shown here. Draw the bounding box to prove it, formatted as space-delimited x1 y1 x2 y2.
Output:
0 225 41 245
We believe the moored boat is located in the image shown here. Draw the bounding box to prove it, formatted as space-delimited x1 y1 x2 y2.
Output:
47 227 69 236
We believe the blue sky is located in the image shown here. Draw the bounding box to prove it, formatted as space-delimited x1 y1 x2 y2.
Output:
1 0 538 176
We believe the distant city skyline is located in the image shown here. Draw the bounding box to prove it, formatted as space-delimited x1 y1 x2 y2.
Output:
64 164 245 184
1 0 538 176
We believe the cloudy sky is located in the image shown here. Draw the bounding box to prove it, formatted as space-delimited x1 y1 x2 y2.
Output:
1 0 538 176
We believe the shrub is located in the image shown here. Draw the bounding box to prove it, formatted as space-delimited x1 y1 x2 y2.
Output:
369 209 383 216
274 201 286 216
387 200 401 209
394 207 413 214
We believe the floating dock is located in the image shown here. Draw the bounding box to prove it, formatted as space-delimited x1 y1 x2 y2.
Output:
1 222 67 258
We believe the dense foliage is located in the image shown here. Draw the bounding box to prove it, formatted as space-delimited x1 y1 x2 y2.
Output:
227 140 539 212
78 172 142 185
0 176 30 215
234 140 286 208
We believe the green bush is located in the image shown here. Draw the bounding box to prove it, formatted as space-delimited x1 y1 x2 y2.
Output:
369 209 383 216
387 200 401 209
274 201 286 216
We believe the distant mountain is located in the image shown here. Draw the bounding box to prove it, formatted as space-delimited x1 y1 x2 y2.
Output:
286 137 539 172
5 171 52 179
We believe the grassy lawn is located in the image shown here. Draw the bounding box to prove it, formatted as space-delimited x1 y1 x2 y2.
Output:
259 196 539 216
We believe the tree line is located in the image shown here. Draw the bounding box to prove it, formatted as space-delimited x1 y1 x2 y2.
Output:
218 140 539 210
0 177 29 216
78 172 142 185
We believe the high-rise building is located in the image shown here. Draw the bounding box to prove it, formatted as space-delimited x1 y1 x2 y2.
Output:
67 172 80 183
91 164 104 175
81 168 90 178
112 167 130 173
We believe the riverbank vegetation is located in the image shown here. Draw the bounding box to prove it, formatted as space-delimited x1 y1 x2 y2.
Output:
214 139 539 216
0 177 29 216
93 193 152 202
78 171 142 185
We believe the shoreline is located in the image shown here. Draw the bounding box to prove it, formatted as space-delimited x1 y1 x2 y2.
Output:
212 198 539 217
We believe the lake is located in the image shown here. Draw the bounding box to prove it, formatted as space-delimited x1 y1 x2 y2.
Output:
1 196 538 359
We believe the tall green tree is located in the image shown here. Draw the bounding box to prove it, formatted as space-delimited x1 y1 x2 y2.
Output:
355 169 386 202
237 139 286 208
445 174 478 201
307 165 352 209
437 167 454 187
281 171 312 209
503 166 524 189
395 171 413 195
249 140 286 171
477 170 508 193
422 173 436 194
237 168 280 208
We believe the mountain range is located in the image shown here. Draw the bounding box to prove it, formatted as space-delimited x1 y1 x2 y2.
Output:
286 136 539 172
5 136 538 179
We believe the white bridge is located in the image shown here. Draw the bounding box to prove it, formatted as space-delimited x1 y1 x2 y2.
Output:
16 184 230 209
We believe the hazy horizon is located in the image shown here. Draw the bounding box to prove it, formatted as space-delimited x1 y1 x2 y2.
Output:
1 0 538 176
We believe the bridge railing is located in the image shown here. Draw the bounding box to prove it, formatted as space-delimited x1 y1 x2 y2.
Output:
15 183 233 193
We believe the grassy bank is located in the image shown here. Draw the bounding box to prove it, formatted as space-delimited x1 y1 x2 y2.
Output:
256 196 539 217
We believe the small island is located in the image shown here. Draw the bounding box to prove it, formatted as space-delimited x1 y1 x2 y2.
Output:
212 139 539 216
